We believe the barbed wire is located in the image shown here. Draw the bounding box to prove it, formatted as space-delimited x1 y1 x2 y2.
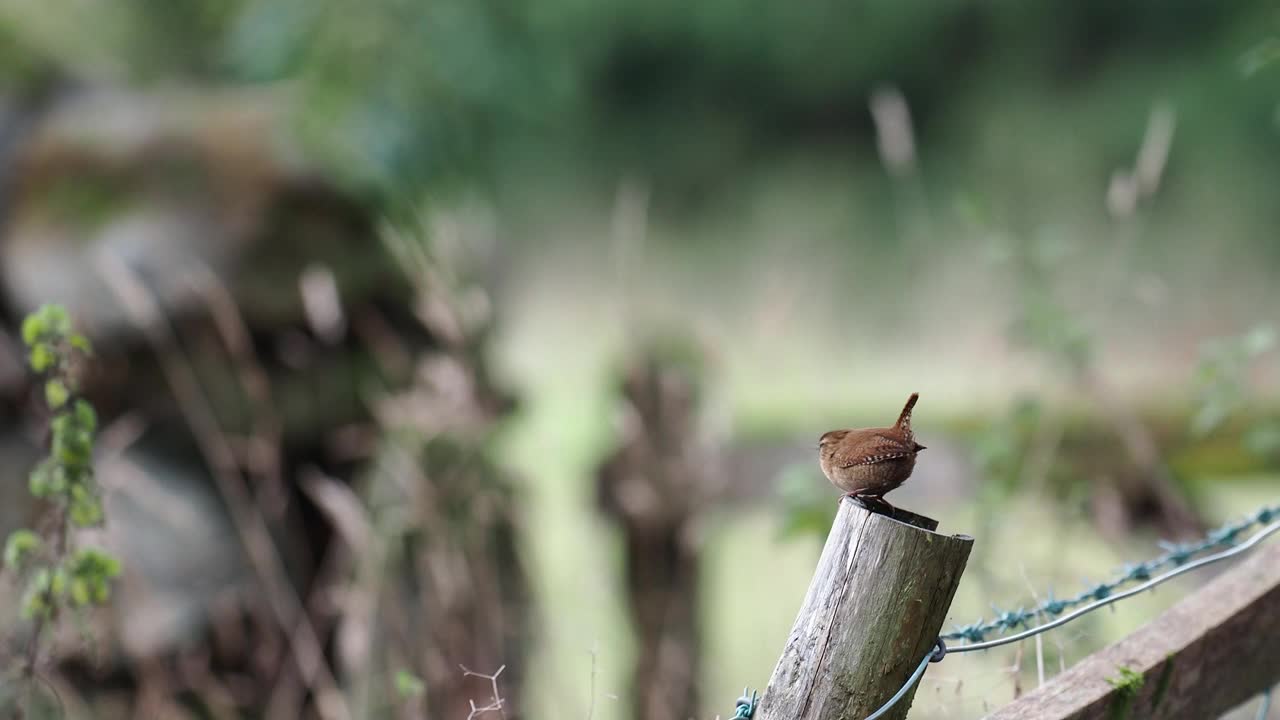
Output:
729 504 1280 720
942 503 1279 644
949 514 1280 653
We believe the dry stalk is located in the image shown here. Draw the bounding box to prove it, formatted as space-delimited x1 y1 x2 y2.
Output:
97 253 350 720
461 664 507 720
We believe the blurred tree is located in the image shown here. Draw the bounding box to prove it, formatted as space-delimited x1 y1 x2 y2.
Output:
596 339 722 720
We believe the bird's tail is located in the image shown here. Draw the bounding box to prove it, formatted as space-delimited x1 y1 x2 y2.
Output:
895 392 920 433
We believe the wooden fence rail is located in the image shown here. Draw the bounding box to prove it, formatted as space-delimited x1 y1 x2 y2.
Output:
986 538 1280 720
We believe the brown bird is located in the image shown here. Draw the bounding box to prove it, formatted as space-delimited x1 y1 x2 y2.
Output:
818 392 926 512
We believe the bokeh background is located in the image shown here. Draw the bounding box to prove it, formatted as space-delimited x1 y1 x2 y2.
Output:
1 1 1279 718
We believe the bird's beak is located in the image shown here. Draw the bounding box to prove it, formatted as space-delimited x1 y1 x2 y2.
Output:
914 443 927 451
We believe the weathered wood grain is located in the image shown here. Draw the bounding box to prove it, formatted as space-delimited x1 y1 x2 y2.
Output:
985 538 1280 720
756 500 973 720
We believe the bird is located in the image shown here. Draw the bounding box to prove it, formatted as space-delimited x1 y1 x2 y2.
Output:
818 392 926 512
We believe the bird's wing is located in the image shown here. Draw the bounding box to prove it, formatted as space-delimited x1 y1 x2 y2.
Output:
836 434 918 468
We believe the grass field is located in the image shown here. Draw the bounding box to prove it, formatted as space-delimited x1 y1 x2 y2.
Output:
489 175 1280 717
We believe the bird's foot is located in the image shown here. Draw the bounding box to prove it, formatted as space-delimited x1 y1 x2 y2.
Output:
852 494 896 516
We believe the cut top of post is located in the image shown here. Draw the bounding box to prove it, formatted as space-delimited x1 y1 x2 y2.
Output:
851 497 941 532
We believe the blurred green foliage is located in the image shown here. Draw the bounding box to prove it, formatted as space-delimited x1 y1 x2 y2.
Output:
1192 325 1276 437
6 0 1278 217
225 0 549 206
394 669 426 699
2 530 41 571
774 462 836 540
1191 325 1280 468
970 396 1046 499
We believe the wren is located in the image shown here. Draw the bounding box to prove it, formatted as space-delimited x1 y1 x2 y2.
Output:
818 392 926 511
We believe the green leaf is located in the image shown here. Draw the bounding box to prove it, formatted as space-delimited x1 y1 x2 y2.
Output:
28 466 49 497
74 400 98 432
21 569 53 620
45 379 69 410
49 567 67 597
41 305 71 336
68 486 105 526
70 578 90 606
69 333 93 355
71 548 121 577
28 459 61 497
60 466 86 491
21 313 43 345
66 548 120 605
395 669 425 698
69 497 104 527
57 432 92 466
4 529 41 569
29 343 55 373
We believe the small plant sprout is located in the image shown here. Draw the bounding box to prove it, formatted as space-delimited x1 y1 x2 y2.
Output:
3 304 119 681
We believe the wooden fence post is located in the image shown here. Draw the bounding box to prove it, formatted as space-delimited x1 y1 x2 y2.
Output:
756 500 973 720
